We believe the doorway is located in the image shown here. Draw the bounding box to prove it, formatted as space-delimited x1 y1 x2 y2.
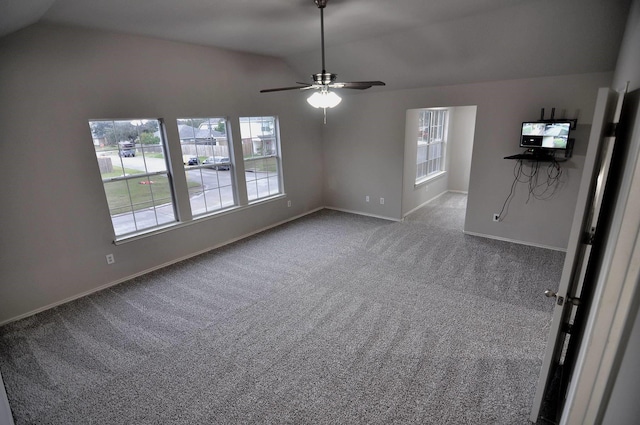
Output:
402 105 477 219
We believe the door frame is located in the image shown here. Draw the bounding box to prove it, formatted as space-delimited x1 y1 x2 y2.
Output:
529 87 621 423
561 89 640 424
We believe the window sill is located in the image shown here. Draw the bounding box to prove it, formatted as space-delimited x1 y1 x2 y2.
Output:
415 171 446 188
248 193 285 206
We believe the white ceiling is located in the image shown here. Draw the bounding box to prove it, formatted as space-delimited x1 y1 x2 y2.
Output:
0 0 632 90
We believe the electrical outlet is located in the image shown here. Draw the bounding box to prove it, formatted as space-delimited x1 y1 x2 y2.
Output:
106 254 115 264
287 200 291 207
380 198 385 205
493 214 500 222
366 196 370 202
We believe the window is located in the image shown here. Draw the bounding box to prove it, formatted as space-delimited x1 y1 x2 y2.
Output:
239 116 282 201
177 118 235 216
416 109 448 182
90 119 176 238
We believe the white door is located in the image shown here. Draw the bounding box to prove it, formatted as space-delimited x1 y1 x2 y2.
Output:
529 87 624 423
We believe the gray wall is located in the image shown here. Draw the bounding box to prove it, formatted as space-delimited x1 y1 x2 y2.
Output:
447 106 476 193
612 0 640 93
0 23 324 324
324 72 611 248
0 23 622 323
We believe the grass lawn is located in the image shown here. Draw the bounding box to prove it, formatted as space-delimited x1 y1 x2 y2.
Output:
244 156 278 173
103 166 200 215
145 152 165 159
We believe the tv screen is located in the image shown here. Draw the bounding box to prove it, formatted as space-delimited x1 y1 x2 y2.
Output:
520 121 571 150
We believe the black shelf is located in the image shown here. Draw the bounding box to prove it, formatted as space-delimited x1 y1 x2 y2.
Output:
504 153 567 162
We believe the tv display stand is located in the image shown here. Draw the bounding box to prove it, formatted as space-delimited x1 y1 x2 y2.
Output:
504 152 566 162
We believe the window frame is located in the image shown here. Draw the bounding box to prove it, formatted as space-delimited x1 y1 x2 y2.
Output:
416 108 448 185
177 117 237 218
89 114 288 244
239 116 283 203
90 118 178 240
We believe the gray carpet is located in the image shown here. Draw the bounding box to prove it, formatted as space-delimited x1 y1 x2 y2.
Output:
0 192 564 424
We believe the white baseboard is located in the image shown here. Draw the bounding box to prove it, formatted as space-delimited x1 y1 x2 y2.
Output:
403 191 448 217
402 190 562 252
2 204 564 326
0 207 324 327
402 190 468 218
463 230 567 252
323 207 401 222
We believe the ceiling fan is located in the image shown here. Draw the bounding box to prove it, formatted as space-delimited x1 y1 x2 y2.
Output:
260 0 385 122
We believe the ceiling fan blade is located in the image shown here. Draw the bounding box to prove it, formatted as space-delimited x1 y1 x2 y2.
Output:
330 81 386 90
260 84 312 93
354 81 386 86
261 1 386 106
341 81 387 88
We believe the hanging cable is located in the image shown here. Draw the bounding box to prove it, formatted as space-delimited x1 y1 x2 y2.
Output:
496 154 564 221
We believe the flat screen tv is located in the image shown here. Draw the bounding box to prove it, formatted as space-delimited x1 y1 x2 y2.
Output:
520 121 571 150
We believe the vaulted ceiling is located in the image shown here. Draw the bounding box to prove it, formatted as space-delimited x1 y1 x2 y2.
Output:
0 0 632 90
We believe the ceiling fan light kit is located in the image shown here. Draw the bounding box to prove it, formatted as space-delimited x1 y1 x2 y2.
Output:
307 89 342 109
260 0 385 123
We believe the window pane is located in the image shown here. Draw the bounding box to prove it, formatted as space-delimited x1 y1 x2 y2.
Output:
90 119 176 237
416 142 428 180
415 109 447 182
240 117 276 159
244 157 281 200
204 189 222 212
177 117 236 217
240 116 282 202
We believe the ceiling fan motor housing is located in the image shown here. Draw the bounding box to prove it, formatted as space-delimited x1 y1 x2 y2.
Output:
313 72 337 85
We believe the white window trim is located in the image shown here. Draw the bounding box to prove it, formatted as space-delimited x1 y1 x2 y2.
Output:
415 108 448 184
90 118 179 240
415 170 447 187
90 115 287 244
113 192 287 245
241 116 283 202
178 117 237 218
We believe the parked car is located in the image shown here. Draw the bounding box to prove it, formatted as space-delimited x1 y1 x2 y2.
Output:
119 149 135 157
118 141 136 157
203 156 230 170
183 155 199 165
